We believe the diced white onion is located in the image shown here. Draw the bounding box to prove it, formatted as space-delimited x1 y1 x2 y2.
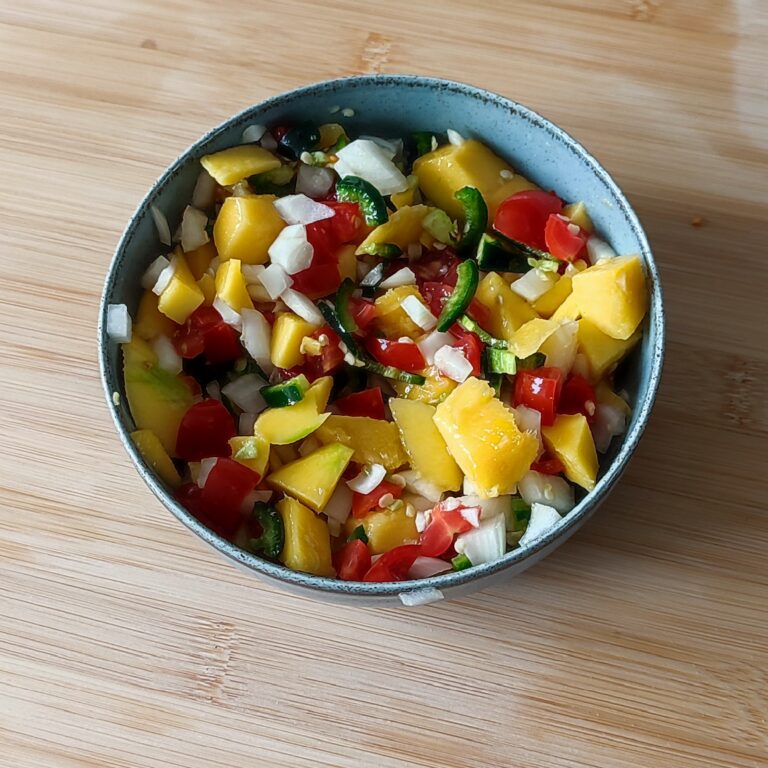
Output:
460 506 482 528
324 482 353 525
518 470 574 514
260 263 293 300
511 269 557 302
240 308 273 374
399 588 444 606
191 170 217 210
247 490 274 507
541 320 579 374
346 464 387 494
180 205 209 253
434 345 473 383
454 514 505 566
221 374 267 414
242 123 267 143
398 470 443 503
416 331 455 366
141 255 171 290
401 295 437 331
268 224 314 274
334 139 408 196
592 403 626 453
259 132 278 150
298 435 321 457
379 267 417 290
513 405 542 439
150 205 172 246
212 296 242 330
205 381 221 400
241 264 267 285
408 557 452 580
587 236 617 263
280 288 323 325
106 303 132 343
454 495 509 520
238 412 257 436
447 129 465 146
296 164 334 199
358 135 399 158
197 457 219 489
151 335 182 375
519 502 562 548
273 194 335 225
151 260 177 296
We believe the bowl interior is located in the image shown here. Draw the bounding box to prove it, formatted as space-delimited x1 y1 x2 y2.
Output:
100 76 664 602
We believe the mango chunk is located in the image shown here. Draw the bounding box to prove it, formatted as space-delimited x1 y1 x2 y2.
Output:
344 506 419 555
134 290 178 341
390 399 463 493
315 416 408 471
595 380 632 417
131 429 182 488
413 139 537 218
562 202 593 233
255 395 330 446
390 175 419 210
373 284 426 339
229 433 270 478
433 377 538 498
542 413 598 491
270 312 321 369
551 291 582 323
213 195 286 264
200 145 281 186
268 443 354 512
475 272 539 344
392 365 457 405
215 259 253 313
571 255 648 340
197 273 216 305
532 275 573 318
510 318 562 359
185 240 217 280
577 318 641 382
356 205 431 256
305 376 333 411
157 255 205 324
277 496 334 577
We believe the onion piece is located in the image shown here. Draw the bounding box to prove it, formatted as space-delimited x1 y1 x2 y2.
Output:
106 304 132 343
180 206 209 253
408 557 452 580
280 288 323 325
296 164 334 199
541 320 578 374
150 205 172 246
259 132 278 150
241 264 266 285
151 259 177 296
240 308 273 374
260 263 293 300
212 296 242 330
346 464 387 494
454 515 505 566
587 236 617 263
205 381 221 400
141 255 171 290
417 331 455 366
324 482 353 526
242 124 267 143
510 269 557 302
592 402 626 453
334 139 408 196
357 135 399 158
447 129 465 146
459 506 482 528
268 224 314 274
238 412 257 436
273 194 335 225
197 457 219 489
518 502 562 548
151 335 182 375
401 295 437 331
379 267 417 290
518 470 574 514
192 170 217 210
398 470 443 503
221 374 267 414
434 345 472 383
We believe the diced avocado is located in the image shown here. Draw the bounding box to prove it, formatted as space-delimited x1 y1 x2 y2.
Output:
268 443 354 512
314 415 408 471
277 496 334 576
270 312 321 369
131 429 182 488
542 413 598 491
255 394 330 446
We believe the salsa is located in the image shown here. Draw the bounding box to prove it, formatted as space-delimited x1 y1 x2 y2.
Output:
111 120 648 582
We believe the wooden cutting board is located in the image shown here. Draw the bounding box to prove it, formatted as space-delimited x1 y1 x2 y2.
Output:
1 1 766 766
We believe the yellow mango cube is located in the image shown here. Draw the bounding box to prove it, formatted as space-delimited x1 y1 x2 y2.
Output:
229 434 270 478
131 429 182 488
532 275 572 318
595 380 631 417
542 413 598 491
315 416 408 471
134 290 178 340
392 365 457 405
510 318 562 358
390 175 419 209
434 377 538 497
200 145 281 186
158 255 205 324
390 399 462 493
344 506 419 555
185 240 217 280
551 291 582 323
475 272 539 344
215 259 253 313
213 195 286 265
374 285 426 339
356 205 430 256
571 255 648 340
336 244 358 283
413 140 537 218
578 319 641 382
270 312 321 369
277 497 334 577
197 273 216 305
562 202 593 233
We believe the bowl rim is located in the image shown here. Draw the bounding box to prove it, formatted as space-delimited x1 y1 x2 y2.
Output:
99 74 665 598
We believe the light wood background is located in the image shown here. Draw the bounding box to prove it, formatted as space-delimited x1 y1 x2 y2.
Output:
1 1 766 766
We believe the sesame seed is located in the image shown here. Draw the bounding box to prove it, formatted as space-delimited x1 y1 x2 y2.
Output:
500 169 514 179
378 493 395 508
585 400 596 416
341 107 355 118
329 105 341 114
112 391 121 406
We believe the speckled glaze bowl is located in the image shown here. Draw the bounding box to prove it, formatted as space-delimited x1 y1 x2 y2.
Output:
99 75 664 606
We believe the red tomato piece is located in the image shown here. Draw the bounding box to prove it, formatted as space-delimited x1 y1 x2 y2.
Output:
413 250 459 284
530 455 566 475
203 321 243 364
544 214 588 262
559 373 597 423
493 190 563 250
419 504 475 558
513 367 564 427
323 200 365 244
449 328 483 376
363 544 422 582
175 399 236 461
335 387 386 420
365 337 426 374
349 297 378 332
174 306 242 363
334 539 372 581
421 281 452 318
351 480 404 519
200 457 260 535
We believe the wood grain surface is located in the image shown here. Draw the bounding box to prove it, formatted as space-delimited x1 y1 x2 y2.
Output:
1 1 766 766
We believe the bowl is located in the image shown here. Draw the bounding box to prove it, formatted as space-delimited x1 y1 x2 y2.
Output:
99 75 665 606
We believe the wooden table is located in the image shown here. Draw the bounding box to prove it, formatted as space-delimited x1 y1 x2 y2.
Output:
2 1 766 766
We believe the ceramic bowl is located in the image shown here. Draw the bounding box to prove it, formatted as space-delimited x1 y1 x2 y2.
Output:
99 75 664 606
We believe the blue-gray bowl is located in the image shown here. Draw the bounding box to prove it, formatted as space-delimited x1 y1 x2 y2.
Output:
99 75 664 606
